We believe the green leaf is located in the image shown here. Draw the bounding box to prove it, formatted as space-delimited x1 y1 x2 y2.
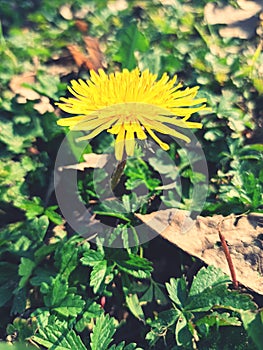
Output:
189 265 230 297
53 292 85 317
90 313 116 350
115 253 152 279
146 309 180 346
34 243 59 263
90 260 108 293
30 267 56 286
43 276 68 307
166 276 188 310
19 197 44 220
125 292 145 321
44 205 63 225
75 300 103 332
32 324 86 350
0 262 18 307
81 250 104 267
0 115 43 153
0 344 35 350
54 239 78 278
175 313 192 347
186 284 256 313
11 287 27 315
18 257 36 288
196 311 241 329
240 310 263 350
114 22 149 70
30 215 49 241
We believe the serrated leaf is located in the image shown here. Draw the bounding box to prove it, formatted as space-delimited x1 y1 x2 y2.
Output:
30 267 56 286
114 22 149 70
147 309 180 344
186 284 256 313
240 310 263 350
44 205 63 225
116 253 152 279
166 276 187 310
18 258 36 288
30 215 49 241
196 311 241 328
125 293 145 321
81 250 104 267
75 300 103 332
19 197 44 220
90 313 116 350
43 276 68 307
189 265 230 297
54 240 78 278
53 293 85 317
32 325 86 350
90 260 108 294
34 243 59 263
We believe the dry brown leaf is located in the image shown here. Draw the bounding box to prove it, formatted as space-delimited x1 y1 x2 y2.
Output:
67 44 88 68
204 1 263 39
9 72 54 113
34 96 55 114
83 36 105 71
136 209 263 294
58 153 111 171
9 72 40 100
75 20 89 33
59 4 73 20
67 36 105 72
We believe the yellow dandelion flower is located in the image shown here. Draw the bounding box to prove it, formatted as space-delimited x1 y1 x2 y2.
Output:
56 68 208 160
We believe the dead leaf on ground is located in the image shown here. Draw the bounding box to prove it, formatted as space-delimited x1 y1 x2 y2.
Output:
9 72 40 100
34 96 55 114
67 36 106 71
9 72 54 113
136 209 263 294
204 0 263 39
75 20 88 33
59 4 73 20
58 153 111 171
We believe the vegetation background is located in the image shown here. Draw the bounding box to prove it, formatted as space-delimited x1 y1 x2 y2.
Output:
0 0 263 349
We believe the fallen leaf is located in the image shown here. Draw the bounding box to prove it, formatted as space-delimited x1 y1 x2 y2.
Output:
67 44 88 68
34 96 55 114
75 19 88 33
204 0 263 39
58 153 111 171
9 72 54 113
67 36 106 71
107 0 128 11
9 72 40 100
136 209 263 294
84 36 106 71
59 4 73 20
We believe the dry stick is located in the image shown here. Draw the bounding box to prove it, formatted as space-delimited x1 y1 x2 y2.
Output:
111 159 126 190
217 220 238 289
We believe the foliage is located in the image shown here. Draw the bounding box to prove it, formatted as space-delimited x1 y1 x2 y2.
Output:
0 0 262 349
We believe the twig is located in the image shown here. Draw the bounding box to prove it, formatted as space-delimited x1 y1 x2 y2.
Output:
217 220 238 289
111 159 126 190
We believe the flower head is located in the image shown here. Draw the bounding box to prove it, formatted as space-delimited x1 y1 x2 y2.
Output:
56 68 208 160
